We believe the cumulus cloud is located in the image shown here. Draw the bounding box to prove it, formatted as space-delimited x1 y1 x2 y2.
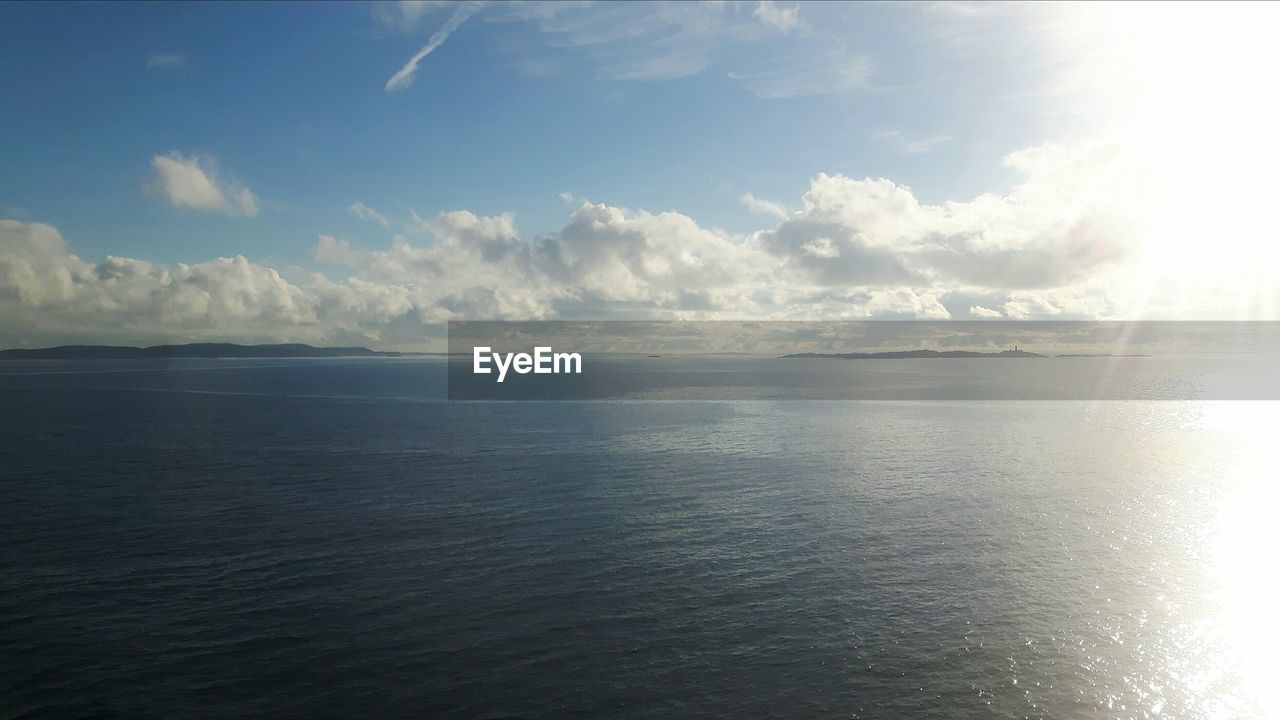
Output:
0 220 422 347
8 139 1255 349
1 221 296 341
147 152 259 217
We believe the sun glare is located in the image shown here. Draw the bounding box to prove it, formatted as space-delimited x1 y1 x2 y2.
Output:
1052 2 1280 317
1200 403 1280 718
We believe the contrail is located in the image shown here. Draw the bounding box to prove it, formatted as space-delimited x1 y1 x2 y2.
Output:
384 2 481 92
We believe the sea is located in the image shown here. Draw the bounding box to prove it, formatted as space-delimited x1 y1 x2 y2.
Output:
2 357 1277 718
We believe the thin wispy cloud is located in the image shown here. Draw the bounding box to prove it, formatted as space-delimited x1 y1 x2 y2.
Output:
385 2 481 92
730 55 874 99
373 0 451 34
379 2 883 102
147 152 258 217
349 202 390 228
147 53 185 69
740 192 788 220
753 1 801 34
876 130 952 156
509 56 562 79
502 2 802 83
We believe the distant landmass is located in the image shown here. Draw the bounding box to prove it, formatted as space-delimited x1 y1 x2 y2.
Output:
782 349 1045 359
0 343 409 360
0 344 1155 361
1054 353 1150 358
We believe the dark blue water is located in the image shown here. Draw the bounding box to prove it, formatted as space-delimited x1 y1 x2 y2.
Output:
2 359 1274 718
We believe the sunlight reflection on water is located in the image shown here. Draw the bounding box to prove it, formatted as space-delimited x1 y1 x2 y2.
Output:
1201 403 1279 719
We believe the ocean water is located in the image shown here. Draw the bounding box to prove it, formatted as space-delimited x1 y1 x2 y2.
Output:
2 359 1277 718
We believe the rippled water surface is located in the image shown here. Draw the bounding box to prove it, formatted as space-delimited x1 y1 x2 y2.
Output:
2 359 1276 718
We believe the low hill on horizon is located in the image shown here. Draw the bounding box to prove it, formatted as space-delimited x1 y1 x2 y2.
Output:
782 349 1045 359
0 343 409 360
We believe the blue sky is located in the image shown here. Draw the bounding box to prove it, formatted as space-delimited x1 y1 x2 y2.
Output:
2 2 1277 347
1 2 1064 263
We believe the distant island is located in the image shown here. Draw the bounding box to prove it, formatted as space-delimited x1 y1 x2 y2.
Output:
1054 353 1150 358
782 348 1044 359
0 343 409 360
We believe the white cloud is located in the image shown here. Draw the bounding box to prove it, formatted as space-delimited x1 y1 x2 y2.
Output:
800 237 840 259
0 220 321 344
875 130 952 156
147 53 185 69
1001 292 1066 319
729 55 873 99
9 137 1275 348
376 2 877 101
511 2 732 80
753 1 800 33
739 192 787 220
147 152 259 217
385 2 481 92
348 202 390 228
757 145 1136 291
373 1 452 33
313 235 365 267
491 2 834 89
0 220 84 307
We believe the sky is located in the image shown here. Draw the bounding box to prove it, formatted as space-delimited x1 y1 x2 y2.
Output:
1 1 1278 349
